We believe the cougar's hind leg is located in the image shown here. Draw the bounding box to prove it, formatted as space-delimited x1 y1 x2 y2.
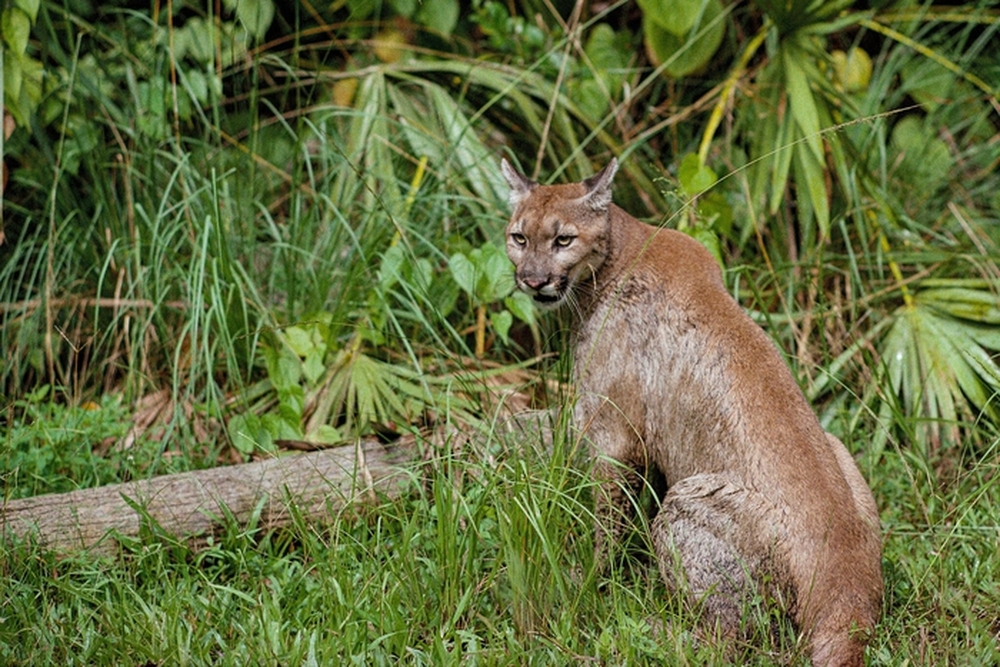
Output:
651 474 778 639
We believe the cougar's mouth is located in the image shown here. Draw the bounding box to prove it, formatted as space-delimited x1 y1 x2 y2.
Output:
532 293 562 305
516 275 568 309
525 285 567 309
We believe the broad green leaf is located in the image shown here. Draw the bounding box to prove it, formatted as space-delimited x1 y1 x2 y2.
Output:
415 0 459 36
697 191 733 236
448 244 514 304
573 79 608 123
638 0 712 37
572 22 632 119
378 245 407 290
677 152 717 196
412 257 433 293
3 51 23 107
388 0 416 18
228 413 257 454
174 17 212 64
265 346 302 391
0 50 40 131
303 351 326 385
685 226 723 268
284 325 324 359
2 8 31 57
448 252 476 298
478 244 516 303
675 152 732 237
227 0 274 40
14 53 42 127
505 291 536 325
900 58 960 113
262 412 301 441
184 69 210 105
136 78 169 140
891 116 953 191
491 310 513 345
277 385 305 424
642 0 725 79
228 413 275 455
585 24 630 90
14 0 39 22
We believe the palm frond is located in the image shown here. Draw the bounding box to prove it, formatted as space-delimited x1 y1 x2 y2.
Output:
867 284 1000 458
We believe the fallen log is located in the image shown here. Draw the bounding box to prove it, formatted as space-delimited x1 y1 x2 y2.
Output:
1 438 416 556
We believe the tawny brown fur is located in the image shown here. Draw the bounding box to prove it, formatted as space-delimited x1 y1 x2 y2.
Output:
501 157 883 667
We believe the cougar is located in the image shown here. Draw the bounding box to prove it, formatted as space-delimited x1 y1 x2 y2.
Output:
500 157 882 667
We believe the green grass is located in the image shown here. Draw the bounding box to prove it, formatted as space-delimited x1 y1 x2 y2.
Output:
2 421 999 666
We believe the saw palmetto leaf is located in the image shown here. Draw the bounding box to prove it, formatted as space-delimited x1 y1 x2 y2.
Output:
307 344 423 435
868 285 1000 458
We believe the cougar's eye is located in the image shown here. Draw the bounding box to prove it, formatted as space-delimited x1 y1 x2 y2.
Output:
510 233 527 247
554 235 575 248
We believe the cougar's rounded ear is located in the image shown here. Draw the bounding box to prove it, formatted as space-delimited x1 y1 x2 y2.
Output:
580 158 618 212
500 158 536 208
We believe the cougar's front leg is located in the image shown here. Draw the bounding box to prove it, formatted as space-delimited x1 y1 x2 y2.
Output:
591 456 646 571
573 386 649 571
575 393 647 572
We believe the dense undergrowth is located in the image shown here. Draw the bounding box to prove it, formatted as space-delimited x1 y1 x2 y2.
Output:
1 0 999 663
1 423 997 665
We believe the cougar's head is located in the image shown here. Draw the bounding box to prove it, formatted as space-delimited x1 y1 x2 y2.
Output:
500 158 618 309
